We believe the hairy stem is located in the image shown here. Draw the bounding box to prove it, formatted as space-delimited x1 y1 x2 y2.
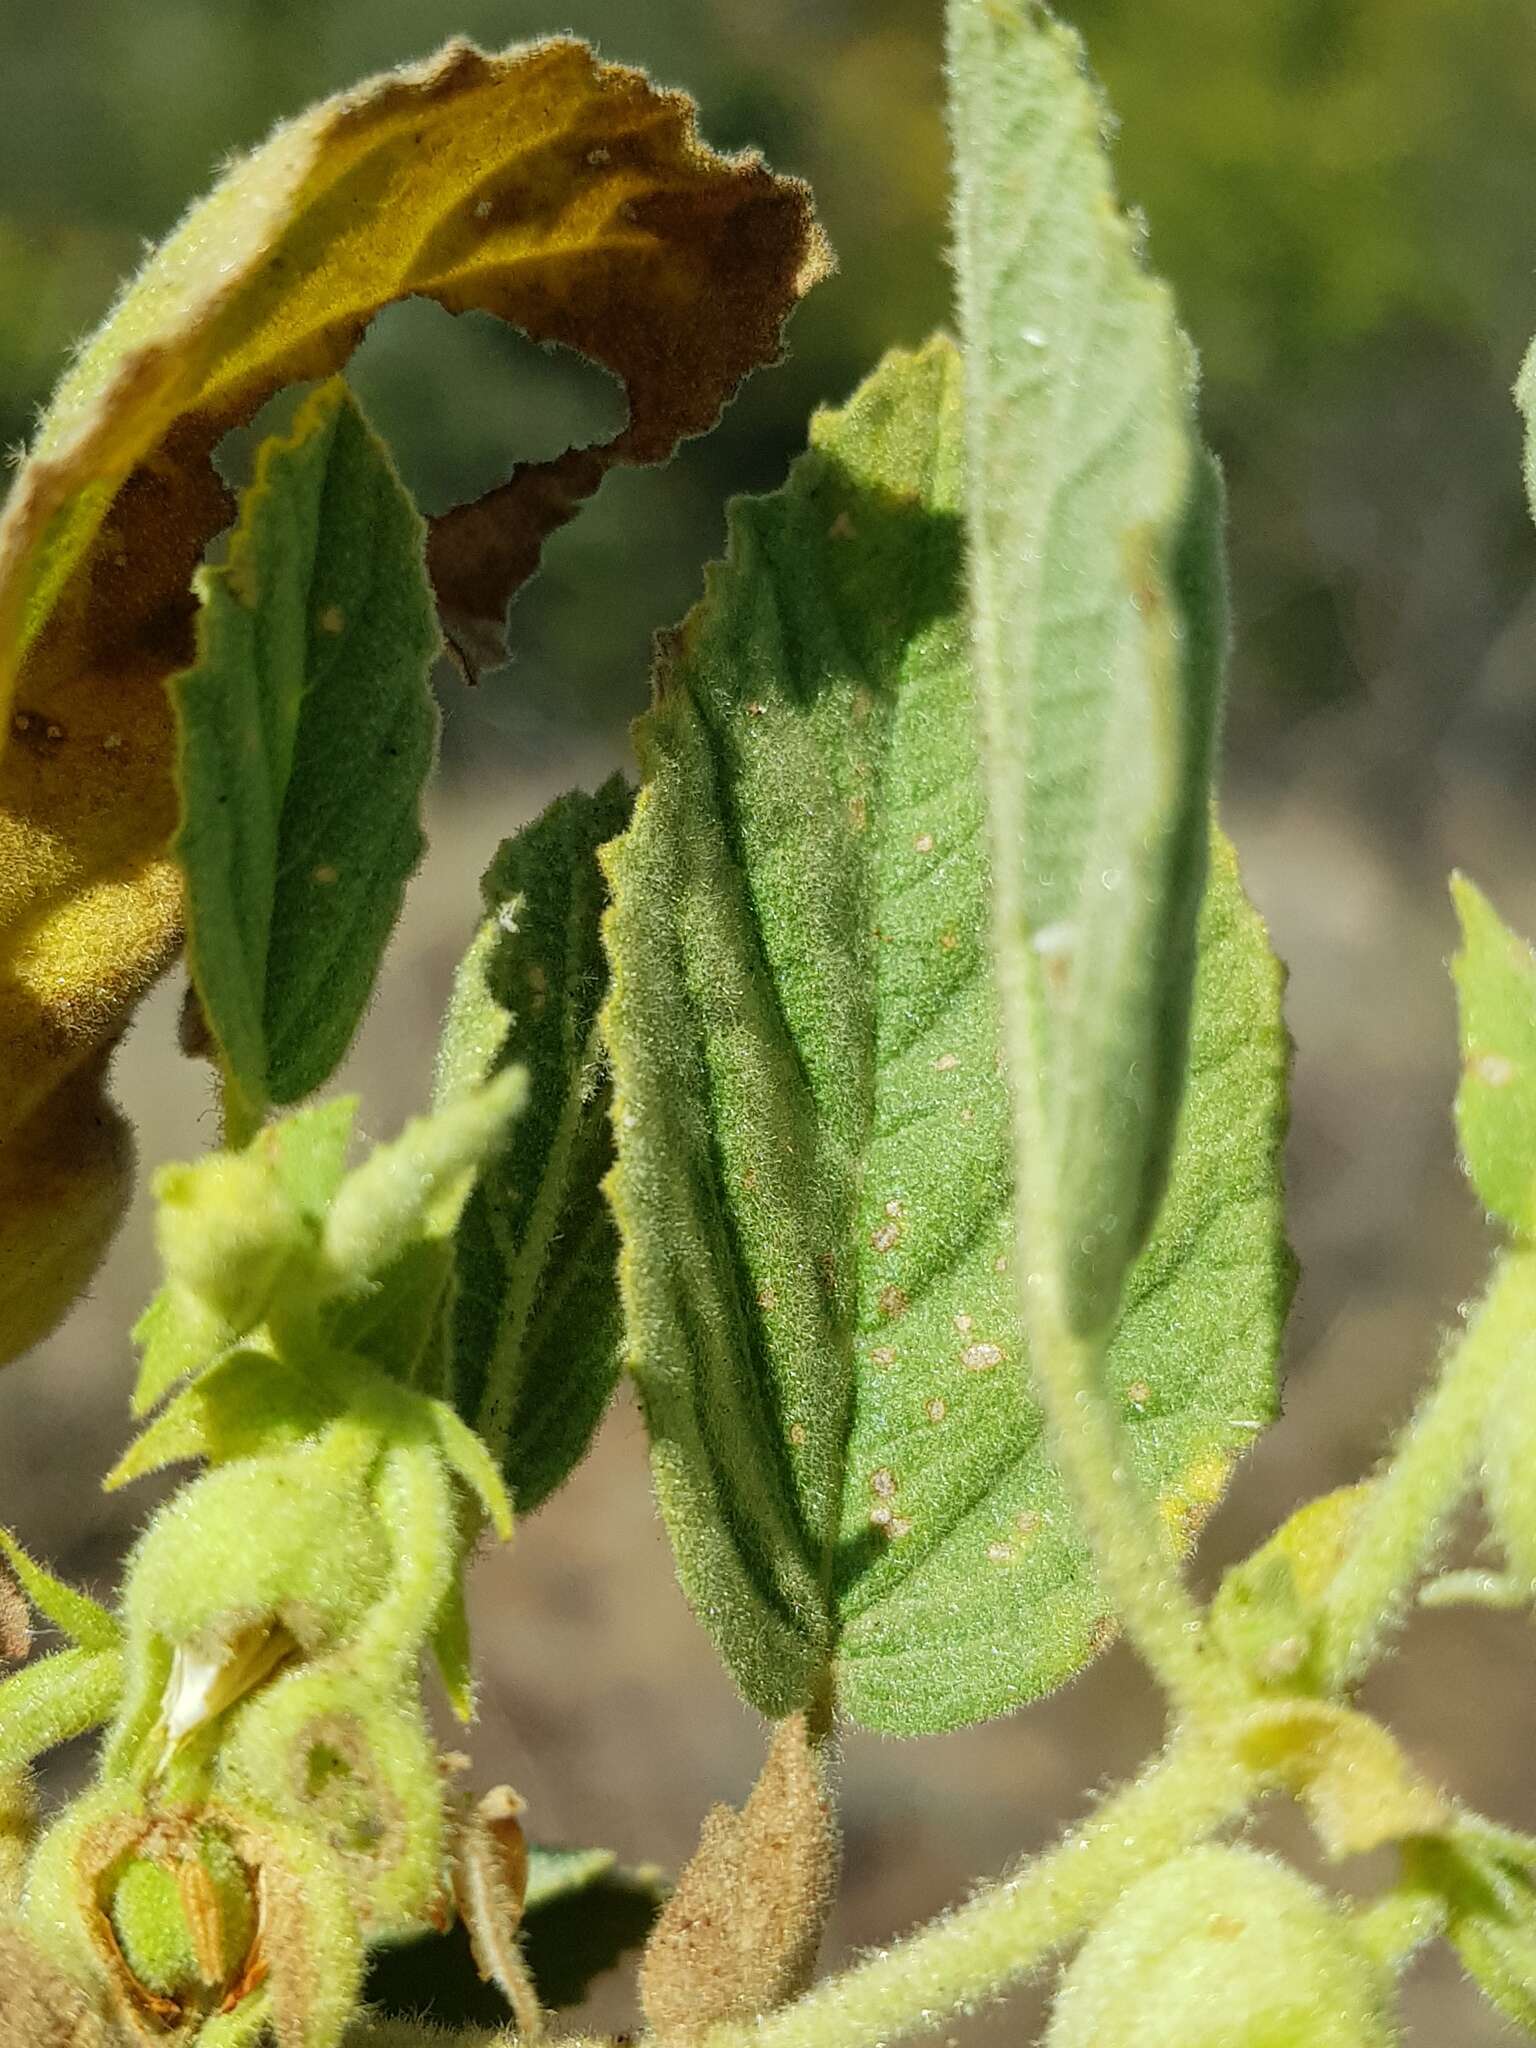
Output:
1018 1281 1225 1718
701 1732 1251 2048
1319 1243 1536 1691
218 1059 262 1151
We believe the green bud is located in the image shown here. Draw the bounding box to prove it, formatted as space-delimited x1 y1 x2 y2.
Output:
154 1148 314 1336
1046 1846 1399 2048
21 1786 263 2034
115 1426 392 1771
127 1426 388 1657
216 1665 448 1938
107 1822 258 2006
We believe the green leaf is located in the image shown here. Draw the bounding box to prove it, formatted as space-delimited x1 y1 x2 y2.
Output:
361 1844 665 2024
0 1646 123 1771
601 340 1289 1731
0 1528 120 1650
322 1071 527 1285
436 781 631 1512
133 1084 521 1415
267 1097 360 1222
1450 875 1536 1235
946 0 1226 1334
109 1347 342 1490
171 376 439 1126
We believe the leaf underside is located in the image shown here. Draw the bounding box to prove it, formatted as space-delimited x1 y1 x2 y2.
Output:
436 778 632 1512
603 339 1291 1734
948 0 1227 1334
173 379 439 1118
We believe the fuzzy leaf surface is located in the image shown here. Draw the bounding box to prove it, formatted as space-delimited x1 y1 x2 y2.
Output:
0 36 825 1364
173 379 438 1120
1451 875 1536 1235
947 0 1226 1333
603 340 1289 1732
436 779 631 1510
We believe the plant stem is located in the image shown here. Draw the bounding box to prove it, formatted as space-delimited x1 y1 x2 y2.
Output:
1319 1243 1536 1691
1023 1276 1226 1719
218 1059 261 1151
702 1732 1250 2048
1352 1886 1446 1975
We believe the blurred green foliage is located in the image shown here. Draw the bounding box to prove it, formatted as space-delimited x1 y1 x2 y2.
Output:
4 0 1536 745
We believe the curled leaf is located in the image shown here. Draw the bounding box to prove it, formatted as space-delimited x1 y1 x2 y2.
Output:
1411 1819 1536 2032
1450 875 1536 1234
436 777 632 1512
171 379 440 1126
1236 1699 1448 1860
0 36 827 1366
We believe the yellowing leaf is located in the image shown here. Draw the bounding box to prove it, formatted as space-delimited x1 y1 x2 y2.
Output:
0 1052 132 1364
0 37 827 1364
1237 1698 1448 1860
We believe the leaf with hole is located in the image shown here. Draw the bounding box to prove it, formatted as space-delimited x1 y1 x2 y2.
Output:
0 34 825 1364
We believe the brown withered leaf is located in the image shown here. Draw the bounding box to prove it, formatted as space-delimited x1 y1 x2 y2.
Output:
0 36 827 1365
639 1714 839 2039
0 1775 36 1908
0 1568 26 1666
0 1923 117 2047
0 1051 133 1368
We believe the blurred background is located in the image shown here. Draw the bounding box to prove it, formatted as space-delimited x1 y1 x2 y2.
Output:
5 0 1536 2038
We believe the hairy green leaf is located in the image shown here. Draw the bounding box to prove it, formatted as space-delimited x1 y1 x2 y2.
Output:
0 1529 120 1651
1450 875 1536 1235
172 377 439 1129
436 781 631 1512
602 340 1289 1732
131 1079 525 1428
947 0 1226 1334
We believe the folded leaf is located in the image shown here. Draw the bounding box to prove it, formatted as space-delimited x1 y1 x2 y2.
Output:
436 780 631 1511
362 1843 666 2022
173 379 439 1127
0 36 826 1365
947 0 1226 1334
602 339 1290 1731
